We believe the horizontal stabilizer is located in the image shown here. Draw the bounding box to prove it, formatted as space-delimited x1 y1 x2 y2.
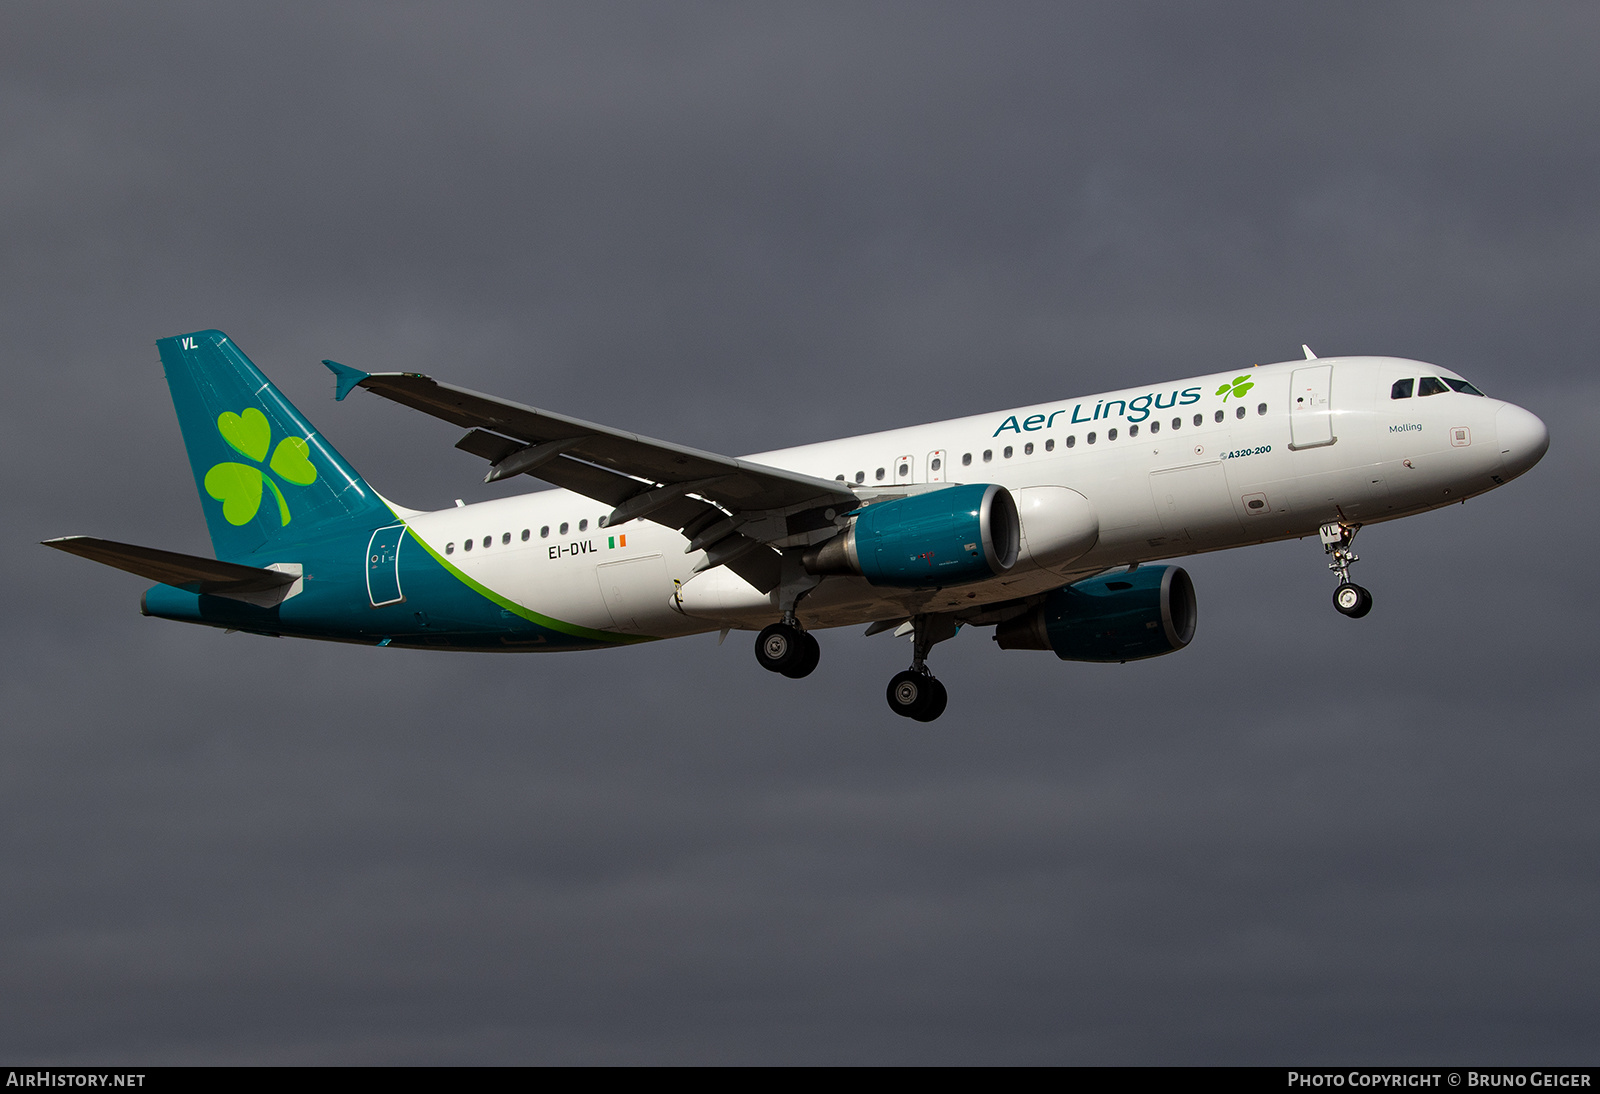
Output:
42 536 299 607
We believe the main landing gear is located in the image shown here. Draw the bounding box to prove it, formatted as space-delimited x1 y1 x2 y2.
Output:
885 614 958 722
755 618 820 679
754 552 825 679
1321 520 1373 619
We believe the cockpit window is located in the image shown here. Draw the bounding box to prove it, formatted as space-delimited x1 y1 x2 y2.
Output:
1418 376 1449 397
1391 378 1414 399
1444 378 1486 397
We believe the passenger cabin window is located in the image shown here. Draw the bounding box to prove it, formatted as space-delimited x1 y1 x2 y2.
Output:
482 536 491 549
1107 428 1118 441
961 453 972 466
540 526 550 538
1066 436 1076 448
464 539 473 551
1128 424 1139 437
982 450 992 462
446 543 455 555
1023 442 1033 455
521 529 530 542
1391 378 1415 399
1150 420 1160 434
1193 414 1202 426
855 471 865 484
930 457 942 471
1172 418 1181 430
1003 446 1013 458
1445 378 1486 396
1045 438 1055 451
1419 377 1449 397
1087 432 1097 444
1235 405 1246 419
579 519 588 531
559 522 569 535
1257 402 1267 415
502 532 511 544
1213 410 1224 423
874 467 885 481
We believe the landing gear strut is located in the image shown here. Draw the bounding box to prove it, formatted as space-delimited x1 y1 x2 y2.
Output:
885 614 956 722
1321 520 1373 619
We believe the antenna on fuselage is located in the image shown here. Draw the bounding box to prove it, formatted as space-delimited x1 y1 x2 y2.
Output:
1302 344 1318 359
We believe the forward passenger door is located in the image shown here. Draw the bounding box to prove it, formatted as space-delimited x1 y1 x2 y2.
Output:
1289 365 1335 450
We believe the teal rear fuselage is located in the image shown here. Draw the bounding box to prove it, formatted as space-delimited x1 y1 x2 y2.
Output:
141 521 629 651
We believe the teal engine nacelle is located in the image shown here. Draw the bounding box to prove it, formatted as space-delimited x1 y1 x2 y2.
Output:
802 483 1020 588
993 565 1197 662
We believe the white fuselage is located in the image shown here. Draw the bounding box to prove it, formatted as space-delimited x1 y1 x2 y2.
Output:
399 356 1540 641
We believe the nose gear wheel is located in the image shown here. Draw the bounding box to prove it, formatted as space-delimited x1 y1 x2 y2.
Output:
1333 582 1373 618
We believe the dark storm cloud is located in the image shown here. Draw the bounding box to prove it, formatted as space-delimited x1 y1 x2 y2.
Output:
3 2 1598 1063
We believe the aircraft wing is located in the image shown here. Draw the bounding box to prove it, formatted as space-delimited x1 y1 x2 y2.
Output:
43 536 300 607
324 361 859 592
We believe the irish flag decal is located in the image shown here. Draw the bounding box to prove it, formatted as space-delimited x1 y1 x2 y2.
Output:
608 534 627 549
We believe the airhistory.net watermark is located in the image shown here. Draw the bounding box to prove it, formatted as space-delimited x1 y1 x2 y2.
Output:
5 1074 145 1088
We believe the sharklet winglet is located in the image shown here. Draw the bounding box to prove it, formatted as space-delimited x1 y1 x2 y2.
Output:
322 359 370 401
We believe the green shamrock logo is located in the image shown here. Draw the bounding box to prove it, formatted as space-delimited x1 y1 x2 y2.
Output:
1216 374 1255 402
203 408 318 526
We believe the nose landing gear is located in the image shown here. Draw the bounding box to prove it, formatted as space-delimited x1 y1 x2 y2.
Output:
884 613 958 722
1321 521 1373 618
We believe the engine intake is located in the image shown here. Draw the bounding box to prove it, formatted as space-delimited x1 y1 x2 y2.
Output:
803 483 1019 588
994 565 1196 662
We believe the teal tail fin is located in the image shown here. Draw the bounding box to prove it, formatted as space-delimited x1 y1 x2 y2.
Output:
157 330 393 560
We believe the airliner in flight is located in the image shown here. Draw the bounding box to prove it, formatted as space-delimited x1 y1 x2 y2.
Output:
47 331 1548 721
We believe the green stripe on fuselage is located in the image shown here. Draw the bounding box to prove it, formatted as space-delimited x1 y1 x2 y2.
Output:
404 526 651 646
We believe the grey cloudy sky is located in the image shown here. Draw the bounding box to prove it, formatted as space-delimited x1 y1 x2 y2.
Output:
3 2 1598 1063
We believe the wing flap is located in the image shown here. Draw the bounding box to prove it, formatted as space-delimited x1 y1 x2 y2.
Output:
535 454 651 508
43 536 299 606
457 427 744 542
724 542 782 592
454 428 523 463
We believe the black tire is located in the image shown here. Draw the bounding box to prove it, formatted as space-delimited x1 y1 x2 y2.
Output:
1333 583 1373 619
755 622 804 673
913 677 948 722
780 632 821 679
886 670 934 719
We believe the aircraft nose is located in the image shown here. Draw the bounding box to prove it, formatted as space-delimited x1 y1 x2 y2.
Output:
1495 402 1549 481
